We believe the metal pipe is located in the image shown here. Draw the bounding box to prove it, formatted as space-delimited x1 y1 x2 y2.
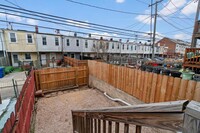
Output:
104 92 131 106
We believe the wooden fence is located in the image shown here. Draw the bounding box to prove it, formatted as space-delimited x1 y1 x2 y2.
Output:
35 66 88 93
2 70 35 133
64 56 88 67
88 60 200 103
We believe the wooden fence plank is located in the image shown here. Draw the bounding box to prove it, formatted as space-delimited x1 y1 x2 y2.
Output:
149 73 158 103
177 80 189 100
193 82 200 102
142 72 148 102
159 75 168 102
185 80 196 100
171 78 181 101
165 76 174 102
139 70 145 101
137 70 142 99
154 74 162 102
146 72 153 103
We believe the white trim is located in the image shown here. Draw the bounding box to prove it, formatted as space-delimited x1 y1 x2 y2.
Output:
26 33 34 44
8 32 17 43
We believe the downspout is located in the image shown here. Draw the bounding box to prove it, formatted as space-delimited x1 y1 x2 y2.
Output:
104 92 131 106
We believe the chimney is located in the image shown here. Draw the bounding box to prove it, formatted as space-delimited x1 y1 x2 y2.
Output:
35 25 38 33
88 34 91 38
56 29 60 34
110 38 113 41
100 37 103 40
119 39 122 42
74 32 77 37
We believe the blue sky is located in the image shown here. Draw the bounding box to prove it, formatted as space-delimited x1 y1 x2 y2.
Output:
0 0 198 42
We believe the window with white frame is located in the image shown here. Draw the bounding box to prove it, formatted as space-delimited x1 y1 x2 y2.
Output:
27 34 33 43
85 40 88 48
66 39 70 46
25 53 31 60
122 44 124 50
112 43 114 49
42 36 47 45
76 39 79 46
93 41 95 48
127 45 129 50
9 32 17 42
55 37 59 46
117 43 120 49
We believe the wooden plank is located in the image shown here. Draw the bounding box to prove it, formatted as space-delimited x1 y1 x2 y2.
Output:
185 80 196 100
136 70 141 99
130 68 135 97
115 122 119 133
146 72 153 103
149 73 158 103
139 70 145 101
159 75 168 102
165 76 174 102
171 78 181 101
103 120 106 133
124 123 129 133
136 125 142 133
193 82 200 102
108 121 112 133
133 69 138 97
154 74 162 102
142 72 148 102
177 79 189 100
73 100 188 113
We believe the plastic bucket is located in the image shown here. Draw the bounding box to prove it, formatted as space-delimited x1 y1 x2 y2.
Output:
182 72 195 80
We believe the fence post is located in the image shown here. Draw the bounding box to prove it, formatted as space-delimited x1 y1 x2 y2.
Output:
0 93 2 104
12 79 18 98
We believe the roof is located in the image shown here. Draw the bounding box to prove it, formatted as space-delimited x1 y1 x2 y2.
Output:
162 37 191 46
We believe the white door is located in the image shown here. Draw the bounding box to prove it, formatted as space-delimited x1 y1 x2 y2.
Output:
49 53 57 67
12 54 19 67
41 54 46 65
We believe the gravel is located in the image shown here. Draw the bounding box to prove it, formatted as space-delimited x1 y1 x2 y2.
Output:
34 87 172 133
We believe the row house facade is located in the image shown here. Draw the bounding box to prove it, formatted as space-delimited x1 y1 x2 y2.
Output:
156 37 190 57
1 29 162 67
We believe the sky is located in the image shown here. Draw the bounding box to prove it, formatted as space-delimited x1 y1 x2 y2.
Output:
0 0 198 43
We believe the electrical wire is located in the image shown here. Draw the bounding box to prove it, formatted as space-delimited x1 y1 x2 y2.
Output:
64 0 150 15
0 4 150 35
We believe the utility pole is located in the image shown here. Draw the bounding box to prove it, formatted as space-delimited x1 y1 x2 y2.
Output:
191 0 200 47
149 0 162 59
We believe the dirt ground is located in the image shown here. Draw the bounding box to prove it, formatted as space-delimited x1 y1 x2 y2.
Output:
34 87 173 133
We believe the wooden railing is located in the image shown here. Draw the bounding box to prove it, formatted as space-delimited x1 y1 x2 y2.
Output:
72 100 200 133
35 66 88 93
64 56 88 67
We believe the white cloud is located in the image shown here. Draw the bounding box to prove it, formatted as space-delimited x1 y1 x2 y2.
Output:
26 19 38 25
66 20 90 28
181 1 198 16
159 0 186 16
116 0 125 3
0 12 24 22
91 32 118 39
135 15 152 25
173 33 191 40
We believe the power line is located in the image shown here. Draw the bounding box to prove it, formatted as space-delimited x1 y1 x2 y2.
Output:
0 4 150 35
0 11 141 38
159 15 192 35
0 19 154 41
64 0 150 15
161 26 193 34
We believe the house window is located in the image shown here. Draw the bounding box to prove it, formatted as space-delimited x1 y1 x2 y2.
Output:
55 37 59 46
85 40 88 48
127 45 129 50
25 53 31 60
106 42 109 49
122 44 124 50
135 46 136 50
112 43 114 49
10 33 16 42
93 41 95 48
66 39 70 46
42 37 47 45
131 45 133 51
76 39 79 46
27 34 33 43
117 43 120 49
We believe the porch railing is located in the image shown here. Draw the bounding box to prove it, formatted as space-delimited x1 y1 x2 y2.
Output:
72 100 200 133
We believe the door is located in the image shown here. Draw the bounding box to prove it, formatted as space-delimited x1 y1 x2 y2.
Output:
12 54 19 67
41 54 46 65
